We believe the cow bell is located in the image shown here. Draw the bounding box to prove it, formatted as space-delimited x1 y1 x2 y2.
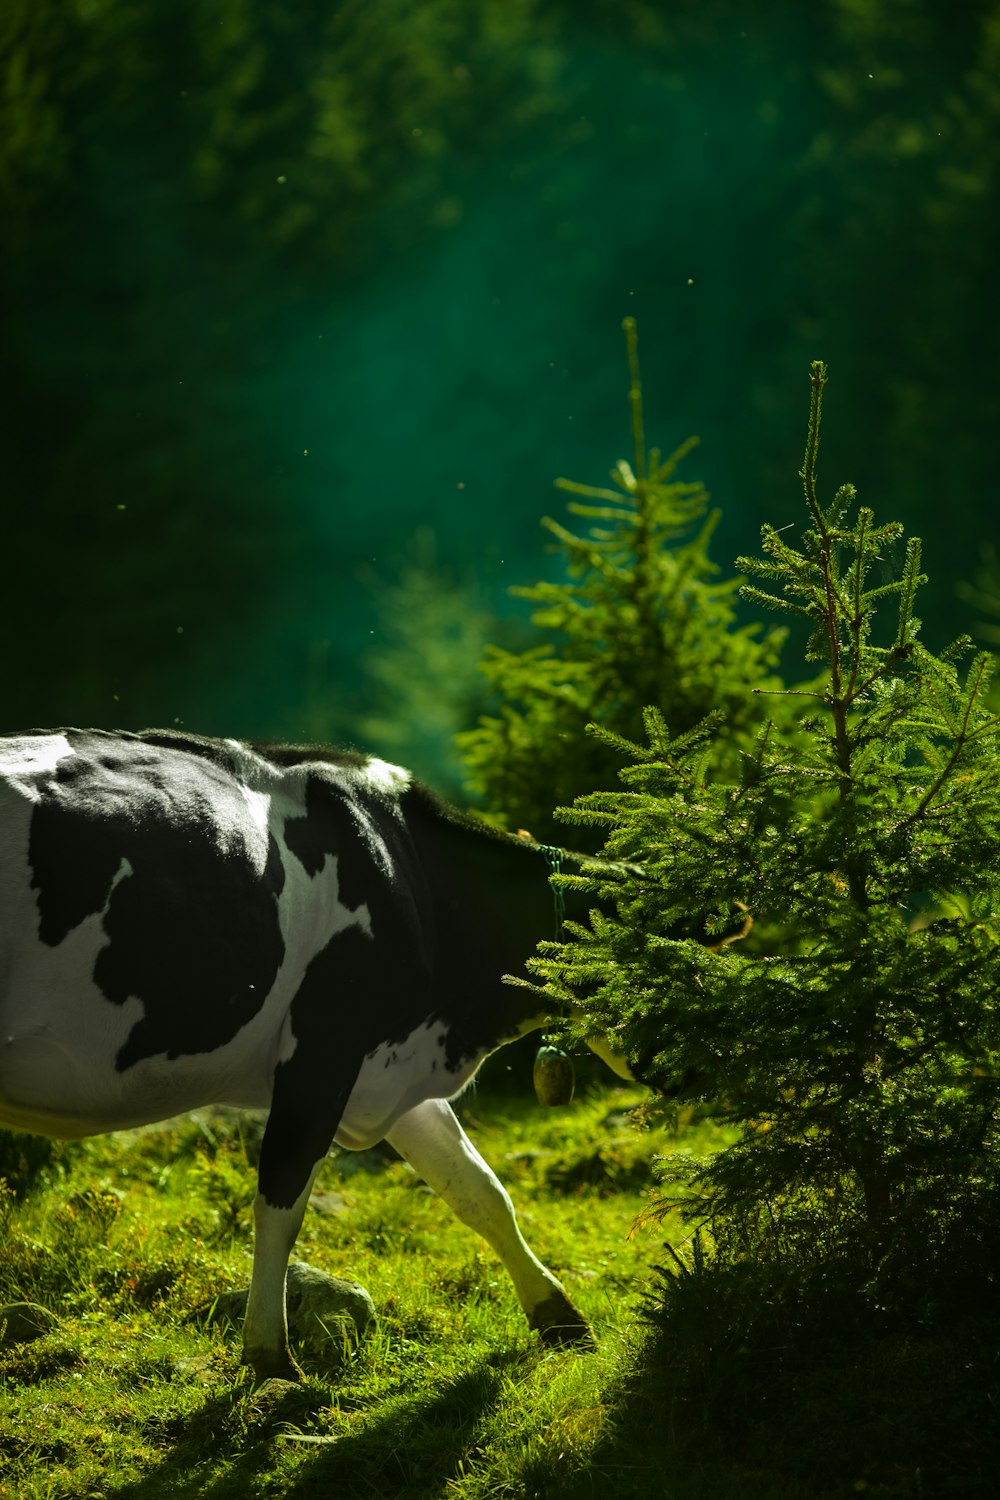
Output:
533 1043 575 1107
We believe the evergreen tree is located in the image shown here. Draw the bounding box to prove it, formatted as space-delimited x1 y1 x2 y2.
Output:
348 530 497 799
459 319 785 846
530 361 1000 1267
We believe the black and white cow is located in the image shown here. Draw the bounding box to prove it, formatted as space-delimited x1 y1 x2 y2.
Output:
0 728 631 1380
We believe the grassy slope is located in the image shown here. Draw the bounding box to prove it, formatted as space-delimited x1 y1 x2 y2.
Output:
0 1084 672 1499
2 1085 998 1499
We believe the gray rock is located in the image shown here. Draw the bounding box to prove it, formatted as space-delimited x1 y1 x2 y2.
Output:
307 1190 350 1218
246 1375 327 1432
0 1302 60 1348
172 1353 218 1383
210 1262 375 1363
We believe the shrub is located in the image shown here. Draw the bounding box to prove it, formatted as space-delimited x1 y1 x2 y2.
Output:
529 361 1000 1280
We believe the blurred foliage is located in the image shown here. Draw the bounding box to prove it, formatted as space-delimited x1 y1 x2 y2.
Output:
0 1129 74 1199
959 545 1000 652
345 530 501 798
2 0 999 745
459 319 785 845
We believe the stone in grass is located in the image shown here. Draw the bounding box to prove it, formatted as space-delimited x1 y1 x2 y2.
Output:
172 1353 217 1383
211 1262 375 1363
245 1375 334 1438
0 1302 61 1348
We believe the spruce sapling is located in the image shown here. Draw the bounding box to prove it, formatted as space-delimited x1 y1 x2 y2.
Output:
530 361 1000 1267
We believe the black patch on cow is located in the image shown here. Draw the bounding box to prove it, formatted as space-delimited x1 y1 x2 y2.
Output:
256 769 442 1207
395 786 578 1070
133 727 246 769
283 771 414 921
254 742 374 774
259 925 389 1207
28 751 128 946
27 732 286 1068
282 776 333 879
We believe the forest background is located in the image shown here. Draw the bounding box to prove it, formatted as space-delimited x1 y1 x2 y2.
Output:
4 0 999 789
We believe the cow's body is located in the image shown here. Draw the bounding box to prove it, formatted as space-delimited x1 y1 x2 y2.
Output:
0 728 616 1378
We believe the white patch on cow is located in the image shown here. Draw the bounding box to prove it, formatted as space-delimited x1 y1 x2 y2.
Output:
362 757 411 795
0 734 74 795
335 1019 481 1150
247 777 376 1080
0 857 149 1133
238 783 272 841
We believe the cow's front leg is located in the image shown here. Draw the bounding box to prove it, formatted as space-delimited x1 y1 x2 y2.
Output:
242 1053 355 1382
387 1098 593 1347
242 1169 319 1382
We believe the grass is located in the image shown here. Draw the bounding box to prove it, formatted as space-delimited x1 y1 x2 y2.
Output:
2 1076 999 1498
0 1079 683 1499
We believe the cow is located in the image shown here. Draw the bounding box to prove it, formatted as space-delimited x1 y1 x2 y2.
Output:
0 727 633 1381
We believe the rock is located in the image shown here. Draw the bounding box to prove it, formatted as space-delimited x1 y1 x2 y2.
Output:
308 1190 350 1218
0 1302 60 1348
245 1375 328 1432
284 1262 376 1353
210 1262 375 1363
172 1353 217 1383
249 1376 300 1408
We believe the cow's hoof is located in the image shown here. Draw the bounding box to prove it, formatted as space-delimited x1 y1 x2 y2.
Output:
528 1293 596 1350
242 1347 303 1385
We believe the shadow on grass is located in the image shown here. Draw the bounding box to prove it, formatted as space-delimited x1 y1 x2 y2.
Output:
519 1288 1000 1500
106 1353 521 1500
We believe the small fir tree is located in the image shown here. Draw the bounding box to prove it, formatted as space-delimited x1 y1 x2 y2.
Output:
530 361 1000 1267
458 319 785 846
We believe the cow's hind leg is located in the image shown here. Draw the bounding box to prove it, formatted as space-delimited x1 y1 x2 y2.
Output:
387 1099 593 1348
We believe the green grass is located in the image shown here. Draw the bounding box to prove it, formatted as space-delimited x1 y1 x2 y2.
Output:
2 1085 998 1499
0 1083 679 1499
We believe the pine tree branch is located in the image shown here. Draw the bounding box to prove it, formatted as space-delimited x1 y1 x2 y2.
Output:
909 653 994 820
800 360 828 530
